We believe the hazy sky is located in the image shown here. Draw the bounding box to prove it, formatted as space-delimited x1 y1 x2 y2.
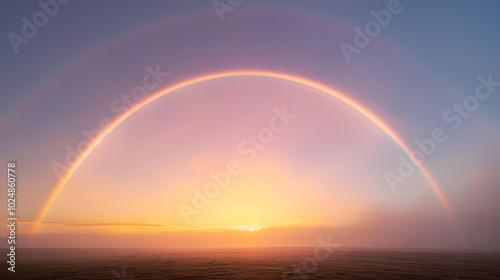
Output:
1 0 499 249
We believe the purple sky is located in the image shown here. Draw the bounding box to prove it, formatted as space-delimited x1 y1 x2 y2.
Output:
0 0 499 249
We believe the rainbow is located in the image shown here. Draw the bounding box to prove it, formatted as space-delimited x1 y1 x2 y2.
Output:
32 70 455 234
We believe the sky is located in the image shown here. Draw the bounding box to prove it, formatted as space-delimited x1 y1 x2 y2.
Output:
0 0 499 249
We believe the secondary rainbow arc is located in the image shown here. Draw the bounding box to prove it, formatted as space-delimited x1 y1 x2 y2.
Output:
32 70 455 234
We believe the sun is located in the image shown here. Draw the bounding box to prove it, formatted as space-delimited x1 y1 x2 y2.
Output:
236 225 270 232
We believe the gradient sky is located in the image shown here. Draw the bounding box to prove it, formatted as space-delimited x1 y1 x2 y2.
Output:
1 0 500 249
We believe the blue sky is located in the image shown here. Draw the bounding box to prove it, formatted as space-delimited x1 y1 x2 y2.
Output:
1 0 499 249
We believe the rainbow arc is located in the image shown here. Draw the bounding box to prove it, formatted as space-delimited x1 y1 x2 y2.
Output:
32 70 455 234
